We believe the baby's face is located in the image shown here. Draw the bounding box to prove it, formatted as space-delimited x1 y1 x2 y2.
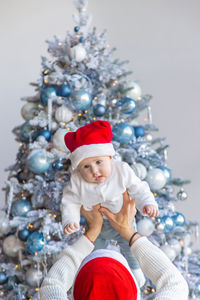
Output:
78 156 112 184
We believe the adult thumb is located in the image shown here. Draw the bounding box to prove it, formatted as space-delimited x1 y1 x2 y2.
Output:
99 207 112 219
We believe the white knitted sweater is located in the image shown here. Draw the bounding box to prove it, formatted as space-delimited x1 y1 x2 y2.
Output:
40 236 188 300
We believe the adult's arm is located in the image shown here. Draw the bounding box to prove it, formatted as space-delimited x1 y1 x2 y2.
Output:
131 237 189 300
39 235 94 300
100 191 189 300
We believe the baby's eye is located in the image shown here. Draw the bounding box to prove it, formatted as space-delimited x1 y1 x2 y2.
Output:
84 165 90 169
96 160 102 165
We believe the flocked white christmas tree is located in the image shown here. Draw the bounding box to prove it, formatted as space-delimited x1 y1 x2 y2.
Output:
0 0 199 299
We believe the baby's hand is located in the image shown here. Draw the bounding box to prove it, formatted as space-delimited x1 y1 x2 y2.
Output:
64 222 79 236
143 205 158 218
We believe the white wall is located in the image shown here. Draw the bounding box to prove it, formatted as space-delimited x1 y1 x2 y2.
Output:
0 0 200 225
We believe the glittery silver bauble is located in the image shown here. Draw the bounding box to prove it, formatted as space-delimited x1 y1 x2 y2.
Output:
160 244 176 261
71 44 86 62
25 268 43 287
3 235 23 257
155 222 165 232
123 82 142 100
53 128 68 152
137 218 155 236
168 238 182 256
21 102 38 120
55 105 73 123
71 89 92 111
145 168 166 191
27 150 50 174
177 189 188 201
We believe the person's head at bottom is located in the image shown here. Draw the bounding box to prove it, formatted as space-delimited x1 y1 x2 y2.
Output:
73 248 139 300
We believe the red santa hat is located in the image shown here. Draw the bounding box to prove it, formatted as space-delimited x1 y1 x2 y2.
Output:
72 249 140 300
64 120 115 169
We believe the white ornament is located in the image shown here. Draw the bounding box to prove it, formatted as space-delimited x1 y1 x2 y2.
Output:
168 238 182 256
0 211 11 237
145 168 166 191
55 106 73 123
145 133 153 142
53 128 68 152
124 82 142 100
161 244 176 261
184 247 192 256
134 163 147 180
26 268 43 287
21 102 38 120
3 235 23 257
71 44 86 62
137 218 155 236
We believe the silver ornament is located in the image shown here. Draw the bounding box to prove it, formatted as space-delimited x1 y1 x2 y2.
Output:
160 244 176 261
3 235 23 257
177 189 188 201
26 268 43 287
145 168 166 191
0 211 11 237
53 128 68 152
184 247 192 256
137 218 155 236
124 82 142 100
55 105 73 123
21 102 38 120
156 222 165 232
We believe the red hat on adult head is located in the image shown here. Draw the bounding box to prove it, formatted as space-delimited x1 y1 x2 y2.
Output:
64 120 115 168
72 249 139 300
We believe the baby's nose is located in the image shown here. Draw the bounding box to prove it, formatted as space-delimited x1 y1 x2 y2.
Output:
91 165 99 175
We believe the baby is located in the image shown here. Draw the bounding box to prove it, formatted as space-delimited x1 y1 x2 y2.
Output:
61 120 158 287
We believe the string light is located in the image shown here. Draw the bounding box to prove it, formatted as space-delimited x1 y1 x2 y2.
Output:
72 116 75 119
78 113 82 117
62 122 66 126
35 252 38 256
180 240 184 247
76 34 80 38
15 265 19 269
84 110 88 113
53 214 57 218
58 42 63 46
93 117 96 120
44 79 47 84
154 192 158 196
35 288 39 291
28 224 34 228
137 96 142 101
67 127 70 131
94 96 98 100
58 96 62 99
48 213 52 217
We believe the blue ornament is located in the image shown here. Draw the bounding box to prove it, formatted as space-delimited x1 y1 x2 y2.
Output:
80 215 86 226
18 229 31 241
38 129 52 142
0 272 8 284
27 150 50 174
120 97 137 114
134 126 145 138
40 87 57 105
160 216 174 233
58 85 71 97
52 160 64 171
158 166 172 183
71 89 92 111
93 104 106 116
20 121 36 143
172 212 185 226
112 122 135 144
74 26 80 32
26 232 45 255
195 280 200 296
11 199 32 217
79 36 85 43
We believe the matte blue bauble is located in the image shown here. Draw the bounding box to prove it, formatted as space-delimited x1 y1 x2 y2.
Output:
38 130 52 142
172 212 185 226
26 232 45 255
40 88 57 105
71 89 92 111
20 121 36 143
112 122 135 144
80 215 86 226
11 199 32 217
134 126 145 138
58 85 71 97
52 160 64 171
93 104 106 116
18 229 31 241
160 216 174 233
0 272 8 284
27 150 50 174
158 166 172 183
120 97 137 114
